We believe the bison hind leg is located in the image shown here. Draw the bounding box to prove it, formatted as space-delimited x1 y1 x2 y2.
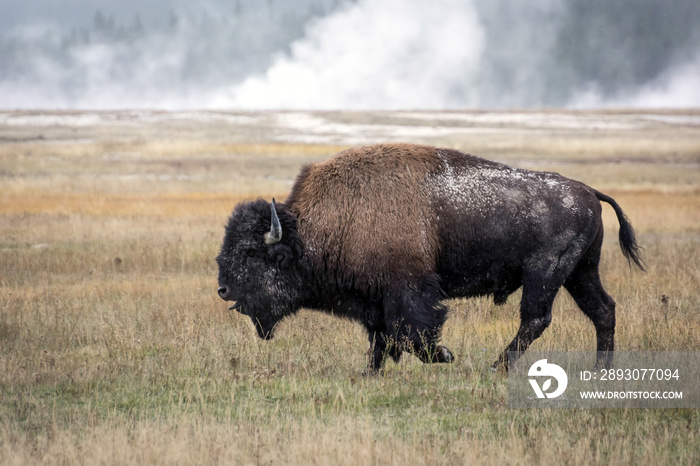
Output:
564 264 616 369
493 253 579 370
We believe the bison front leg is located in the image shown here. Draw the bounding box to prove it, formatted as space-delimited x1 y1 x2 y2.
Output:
383 282 454 366
366 330 402 373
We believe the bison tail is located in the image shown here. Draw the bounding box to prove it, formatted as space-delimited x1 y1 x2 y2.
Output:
594 190 646 271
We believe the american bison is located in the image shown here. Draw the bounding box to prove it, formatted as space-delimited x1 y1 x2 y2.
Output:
216 143 644 371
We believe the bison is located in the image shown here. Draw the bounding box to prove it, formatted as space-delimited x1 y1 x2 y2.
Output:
216 143 644 372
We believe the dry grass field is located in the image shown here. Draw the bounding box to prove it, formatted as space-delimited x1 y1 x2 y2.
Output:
1 110 699 464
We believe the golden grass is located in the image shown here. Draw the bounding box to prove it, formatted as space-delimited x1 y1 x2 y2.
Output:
0 192 256 217
1 111 699 465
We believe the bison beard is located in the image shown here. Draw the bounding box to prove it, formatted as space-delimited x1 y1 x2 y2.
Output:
216 143 644 372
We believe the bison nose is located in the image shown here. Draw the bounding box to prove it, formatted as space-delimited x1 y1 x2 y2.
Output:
217 286 230 300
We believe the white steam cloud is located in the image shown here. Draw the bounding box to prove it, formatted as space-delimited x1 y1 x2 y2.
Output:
569 52 700 109
226 0 483 109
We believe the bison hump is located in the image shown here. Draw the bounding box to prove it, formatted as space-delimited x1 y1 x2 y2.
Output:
287 144 443 288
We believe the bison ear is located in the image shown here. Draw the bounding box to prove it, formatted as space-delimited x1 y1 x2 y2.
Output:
267 243 293 268
264 198 282 245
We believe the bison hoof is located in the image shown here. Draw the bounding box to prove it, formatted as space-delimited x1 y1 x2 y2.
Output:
436 345 454 363
490 360 508 373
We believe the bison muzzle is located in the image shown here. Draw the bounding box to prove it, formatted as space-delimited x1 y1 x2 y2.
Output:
216 143 644 372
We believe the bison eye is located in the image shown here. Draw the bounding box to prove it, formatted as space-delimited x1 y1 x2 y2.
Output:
246 249 259 258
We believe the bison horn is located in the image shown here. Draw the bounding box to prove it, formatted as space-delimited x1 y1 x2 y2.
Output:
264 198 282 245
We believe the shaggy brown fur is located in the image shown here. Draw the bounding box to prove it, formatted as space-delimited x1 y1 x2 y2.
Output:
286 143 443 291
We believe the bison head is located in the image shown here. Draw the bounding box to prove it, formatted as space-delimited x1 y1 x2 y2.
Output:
216 199 305 339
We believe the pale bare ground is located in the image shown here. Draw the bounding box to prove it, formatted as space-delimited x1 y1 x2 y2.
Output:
0 110 699 465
